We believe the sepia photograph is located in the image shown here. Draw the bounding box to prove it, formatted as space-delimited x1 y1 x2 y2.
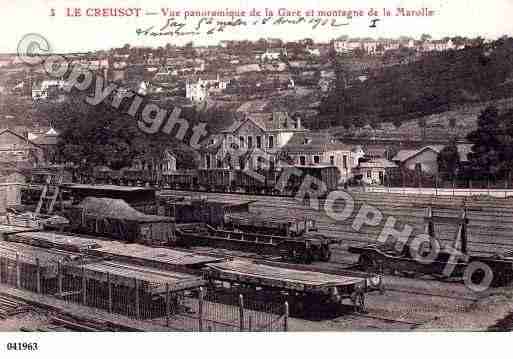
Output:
0 0 512 357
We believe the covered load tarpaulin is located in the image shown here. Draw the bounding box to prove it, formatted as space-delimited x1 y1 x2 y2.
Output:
67 197 175 245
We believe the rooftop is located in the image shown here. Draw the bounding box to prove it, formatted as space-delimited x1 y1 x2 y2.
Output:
358 158 398 169
281 132 353 153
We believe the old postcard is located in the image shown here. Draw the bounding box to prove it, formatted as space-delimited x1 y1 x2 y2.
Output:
0 0 512 357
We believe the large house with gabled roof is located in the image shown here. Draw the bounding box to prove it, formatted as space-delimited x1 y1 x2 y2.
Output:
199 112 364 183
199 112 306 171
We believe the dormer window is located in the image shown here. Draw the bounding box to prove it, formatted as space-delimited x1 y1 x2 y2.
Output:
209 138 216 145
303 138 311 145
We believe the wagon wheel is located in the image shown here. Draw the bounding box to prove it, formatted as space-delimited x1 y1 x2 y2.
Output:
369 275 385 294
352 292 365 313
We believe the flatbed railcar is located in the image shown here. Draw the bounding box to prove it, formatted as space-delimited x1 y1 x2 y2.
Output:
349 243 513 286
174 223 333 264
223 213 339 261
203 260 368 314
348 208 513 286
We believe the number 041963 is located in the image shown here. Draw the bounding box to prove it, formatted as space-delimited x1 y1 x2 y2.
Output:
6 342 39 351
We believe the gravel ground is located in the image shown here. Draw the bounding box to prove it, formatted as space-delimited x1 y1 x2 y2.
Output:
0 310 51 332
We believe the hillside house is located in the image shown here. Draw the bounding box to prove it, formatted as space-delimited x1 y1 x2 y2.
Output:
392 144 472 175
32 127 60 165
280 132 364 183
0 128 43 166
258 48 287 62
185 74 228 103
355 158 398 185
132 149 177 173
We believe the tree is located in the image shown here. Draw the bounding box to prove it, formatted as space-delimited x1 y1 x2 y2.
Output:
466 106 502 177
302 38 314 47
438 140 460 180
46 87 202 174
122 44 131 54
420 34 432 42
418 117 427 142
319 51 352 128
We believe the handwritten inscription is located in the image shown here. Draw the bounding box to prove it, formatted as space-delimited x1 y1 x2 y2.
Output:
136 16 352 37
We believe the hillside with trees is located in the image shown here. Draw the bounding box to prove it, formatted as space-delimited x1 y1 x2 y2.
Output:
319 37 513 129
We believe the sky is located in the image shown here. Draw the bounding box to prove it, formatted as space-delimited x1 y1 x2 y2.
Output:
1 0 513 53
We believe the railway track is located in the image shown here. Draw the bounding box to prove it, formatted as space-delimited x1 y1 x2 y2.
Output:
343 312 428 329
0 294 31 319
20 314 120 332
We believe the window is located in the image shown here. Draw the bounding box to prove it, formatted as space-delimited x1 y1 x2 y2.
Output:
299 156 306 166
303 138 311 145
206 155 211 169
330 156 335 165
415 163 422 173
239 136 245 148
257 156 265 170
268 135 274 148
256 136 262 149
313 155 320 164
247 136 253 148
217 159 223 168
367 170 372 179
343 155 348 169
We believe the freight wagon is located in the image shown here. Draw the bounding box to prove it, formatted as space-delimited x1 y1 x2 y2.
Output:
174 223 333 263
66 197 175 246
90 166 340 196
161 170 198 189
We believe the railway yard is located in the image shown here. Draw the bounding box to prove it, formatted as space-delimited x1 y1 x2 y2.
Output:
2 184 513 331
158 189 513 330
